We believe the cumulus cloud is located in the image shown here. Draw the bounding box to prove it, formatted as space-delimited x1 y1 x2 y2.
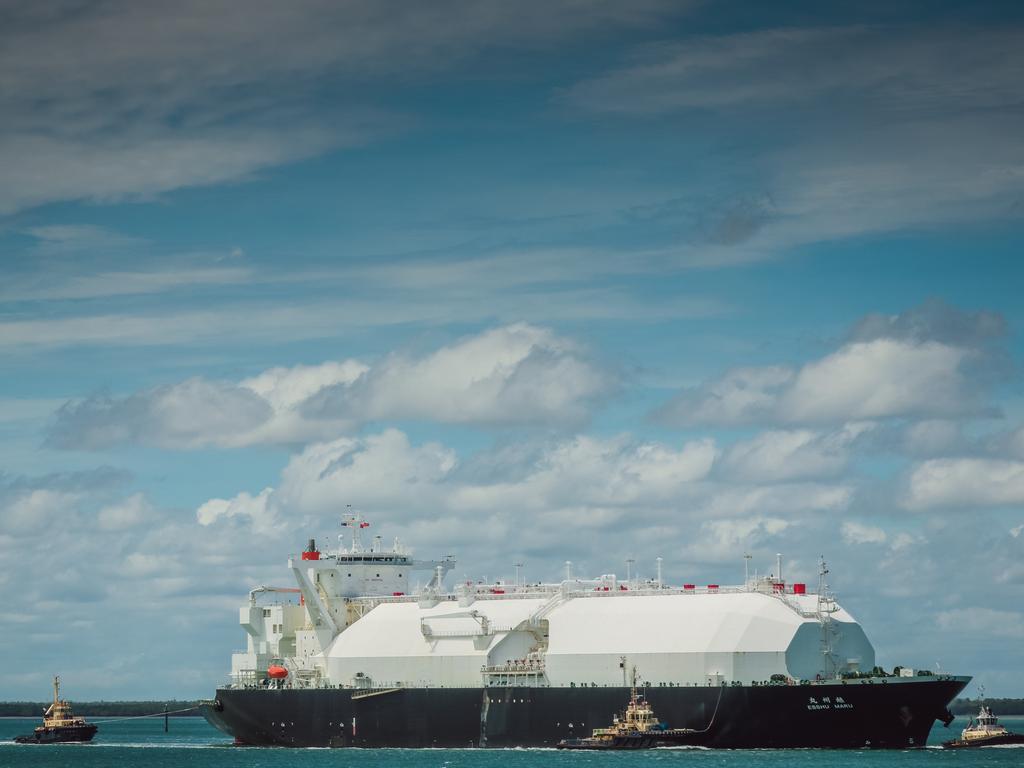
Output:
721 423 871 482
97 493 156 531
307 324 610 427
194 427 866 591
657 302 1001 427
49 324 609 449
0 467 131 533
660 366 793 425
0 466 329 697
904 458 1024 510
271 430 459 517
199 430 715 534
193 426 865 588
658 339 976 426
840 520 887 546
50 377 275 450
449 434 717 515
685 516 791 562
692 482 852 519
196 488 277 531
3 488 83 535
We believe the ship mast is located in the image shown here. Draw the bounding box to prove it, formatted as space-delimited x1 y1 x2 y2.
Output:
340 507 370 553
817 557 838 678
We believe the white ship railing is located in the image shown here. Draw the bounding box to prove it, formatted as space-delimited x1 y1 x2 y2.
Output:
350 582 820 608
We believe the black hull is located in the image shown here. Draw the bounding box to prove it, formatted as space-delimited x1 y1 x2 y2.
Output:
202 676 968 749
13 724 98 744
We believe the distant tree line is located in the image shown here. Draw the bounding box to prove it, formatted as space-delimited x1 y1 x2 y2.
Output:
950 698 1024 715
0 700 203 717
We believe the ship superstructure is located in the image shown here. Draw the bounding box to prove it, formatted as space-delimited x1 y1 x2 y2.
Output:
203 514 969 748
231 513 454 687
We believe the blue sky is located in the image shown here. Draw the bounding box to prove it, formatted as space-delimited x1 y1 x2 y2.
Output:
2 0 1023 699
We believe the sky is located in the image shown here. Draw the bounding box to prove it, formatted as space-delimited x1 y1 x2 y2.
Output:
1 0 1023 700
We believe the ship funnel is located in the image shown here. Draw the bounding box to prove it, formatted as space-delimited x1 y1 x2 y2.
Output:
301 538 320 561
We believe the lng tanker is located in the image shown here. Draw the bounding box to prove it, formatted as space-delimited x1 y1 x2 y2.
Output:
200 513 968 748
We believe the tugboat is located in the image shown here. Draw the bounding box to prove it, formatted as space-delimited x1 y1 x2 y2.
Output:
557 669 701 750
13 676 98 744
943 701 1024 749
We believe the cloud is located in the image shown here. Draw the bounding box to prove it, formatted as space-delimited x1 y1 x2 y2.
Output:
850 299 1006 347
0 0 680 213
3 263 255 302
779 340 974 421
196 488 277 532
190 426 877 609
721 423 872 482
50 377 276 450
0 465 334 697
656 300 1003 427
658 338 977 426
840 520 887 546
449 434 718 514
686 516 791 562
0 280 725 350
49 324 609 449
97 493 157 531
193 427 866 592
904 458 1024 510
899 420 964 458
2 488 84 535
936 607 1024 640
200 429 717 529
565 26 1024 252
307 324 610 428
275 430 459 515
703 194 777 246
565 26 1024 115
0 468 131 536
0 127 351 215
692 482 852 519
995 424 1024 461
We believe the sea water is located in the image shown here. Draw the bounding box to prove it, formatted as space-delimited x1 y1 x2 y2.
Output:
1 716 1021 768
